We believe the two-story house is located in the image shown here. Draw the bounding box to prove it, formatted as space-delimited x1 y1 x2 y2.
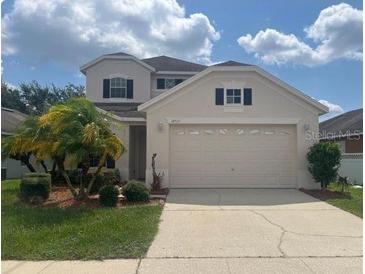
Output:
80 52 328 189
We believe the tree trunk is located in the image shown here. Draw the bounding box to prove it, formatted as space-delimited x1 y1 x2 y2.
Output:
56 158 78 197
21 154 36 172
51 161 57 173
40 160 48 173
77 159 90 200
86 153 107 195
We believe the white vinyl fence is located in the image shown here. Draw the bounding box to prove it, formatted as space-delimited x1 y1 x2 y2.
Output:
338 153 363 185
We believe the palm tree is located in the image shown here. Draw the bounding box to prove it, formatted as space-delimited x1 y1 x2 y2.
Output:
2 116 44 172
38 98 125 199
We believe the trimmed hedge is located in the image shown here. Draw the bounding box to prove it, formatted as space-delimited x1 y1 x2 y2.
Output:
122 181 149 202
20 173 51 204
99 185 120 207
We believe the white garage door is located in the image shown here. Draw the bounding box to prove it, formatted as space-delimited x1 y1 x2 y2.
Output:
170 124 297 188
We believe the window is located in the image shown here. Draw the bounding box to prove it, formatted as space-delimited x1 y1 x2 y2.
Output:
106 156 115 169
157 78 165 89
165 79 176 89
244 88 252 105
89 154 100 167
156 78 184 90
110 77 127 98
226 89 241 104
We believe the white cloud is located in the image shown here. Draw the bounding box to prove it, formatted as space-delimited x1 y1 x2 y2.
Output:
237 3 362 66
2 0 220 66
318 99 344 121
318 99 344 113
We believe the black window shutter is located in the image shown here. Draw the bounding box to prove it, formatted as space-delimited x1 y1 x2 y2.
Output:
244 88 252 105
127 79 133 98
157 78 165 89
215 88 224 105
106 156 115 169
175 79 183 85
103 79 110 98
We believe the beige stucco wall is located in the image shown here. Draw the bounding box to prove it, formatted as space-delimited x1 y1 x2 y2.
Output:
85 59 151 103
143 70 322 189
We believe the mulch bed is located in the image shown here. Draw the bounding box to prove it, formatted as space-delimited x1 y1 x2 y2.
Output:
150 188 169 195
43 187 164 209
300 188 351 201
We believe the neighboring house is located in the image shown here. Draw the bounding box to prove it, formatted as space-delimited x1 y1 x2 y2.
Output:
80 52 328 189
320 108 363 185
1 107 29 179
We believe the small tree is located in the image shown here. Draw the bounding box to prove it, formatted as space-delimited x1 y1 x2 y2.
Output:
38 98 125 199
307 142 341 189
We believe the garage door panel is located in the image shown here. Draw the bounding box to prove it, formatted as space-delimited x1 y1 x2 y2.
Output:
172 151 201 161
170 124 297 188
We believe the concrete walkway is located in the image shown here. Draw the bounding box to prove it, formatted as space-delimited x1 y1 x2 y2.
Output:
2 189 363 273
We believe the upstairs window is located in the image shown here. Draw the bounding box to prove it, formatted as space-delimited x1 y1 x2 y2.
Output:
226 89 241 104
156 78 184 90
110 77 127 98
243 88 252 105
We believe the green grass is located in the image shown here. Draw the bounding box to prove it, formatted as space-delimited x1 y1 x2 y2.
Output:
326 183 363 218
1 180 162 260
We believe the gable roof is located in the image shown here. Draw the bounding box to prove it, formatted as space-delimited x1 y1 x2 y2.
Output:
138 65 329 114
80 52 207 74
80 52 155 74
142 55 207 72
213 60 252 67
104 52 133 57
1 107 28 136
320 108 363 138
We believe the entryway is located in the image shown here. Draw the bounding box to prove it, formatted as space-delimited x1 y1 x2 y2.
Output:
129 125 146 180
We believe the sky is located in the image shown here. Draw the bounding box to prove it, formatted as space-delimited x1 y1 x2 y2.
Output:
1 0 363 120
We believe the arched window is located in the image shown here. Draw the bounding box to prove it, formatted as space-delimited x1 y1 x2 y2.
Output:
110 77 127 98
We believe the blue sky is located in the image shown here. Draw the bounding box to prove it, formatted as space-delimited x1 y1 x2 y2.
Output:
1 0 363 119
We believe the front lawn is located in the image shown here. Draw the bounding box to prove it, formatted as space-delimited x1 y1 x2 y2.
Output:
326 183 363 218
302 183 362 218
1 180 162 260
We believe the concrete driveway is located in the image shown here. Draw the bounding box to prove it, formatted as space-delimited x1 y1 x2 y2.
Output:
140 189 362 274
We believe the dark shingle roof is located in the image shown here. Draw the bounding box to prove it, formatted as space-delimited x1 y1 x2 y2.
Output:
142 55 207 72
320 108 363 138
94 103 145 118
1 108 28 135
213 60 252 67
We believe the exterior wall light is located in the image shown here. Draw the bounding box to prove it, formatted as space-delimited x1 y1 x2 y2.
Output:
303 124 310 132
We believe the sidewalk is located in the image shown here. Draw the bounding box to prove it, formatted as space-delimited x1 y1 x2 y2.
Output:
3 257 362 274
2 259 139 274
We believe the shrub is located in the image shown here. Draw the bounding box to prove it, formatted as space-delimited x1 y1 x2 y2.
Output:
88 168 121 194
307 142 341 189
122 180 149 202
99 185 119 207
20 173 51 204
337 176 350 193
